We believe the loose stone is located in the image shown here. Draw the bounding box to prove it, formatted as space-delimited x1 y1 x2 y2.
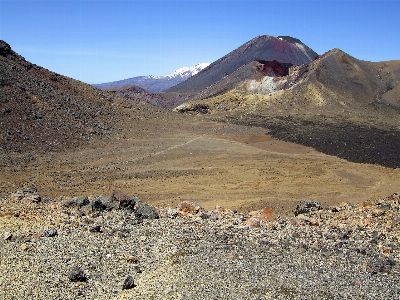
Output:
122 275 136 290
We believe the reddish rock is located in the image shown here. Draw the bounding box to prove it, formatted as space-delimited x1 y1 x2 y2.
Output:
357 201 373 208
177 201 202 215
249 207 275 222
111 190 138 210
261 207 275 222
126 255 138 263
215 205 227 212
111 190 129 202
33 232 42 239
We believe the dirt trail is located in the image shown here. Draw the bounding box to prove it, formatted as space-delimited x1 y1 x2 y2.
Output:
1 118 399 216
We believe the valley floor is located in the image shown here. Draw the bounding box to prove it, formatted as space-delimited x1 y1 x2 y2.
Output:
1 114 398 216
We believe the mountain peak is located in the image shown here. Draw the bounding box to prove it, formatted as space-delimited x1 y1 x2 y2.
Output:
165 62 210 80
277 36 303 44
168 34 318 93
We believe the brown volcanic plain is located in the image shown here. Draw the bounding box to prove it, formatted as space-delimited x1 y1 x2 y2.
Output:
1 39 400 216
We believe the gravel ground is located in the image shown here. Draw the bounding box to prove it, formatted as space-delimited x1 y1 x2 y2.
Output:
1 190 400 300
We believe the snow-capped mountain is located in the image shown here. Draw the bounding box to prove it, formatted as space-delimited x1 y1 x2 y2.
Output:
93 62 210 92
165 62 210 80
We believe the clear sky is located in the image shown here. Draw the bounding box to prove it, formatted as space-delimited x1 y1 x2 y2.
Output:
1 0 399 84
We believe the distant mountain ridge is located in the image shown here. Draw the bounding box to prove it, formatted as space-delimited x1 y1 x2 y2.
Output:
93 62 210 92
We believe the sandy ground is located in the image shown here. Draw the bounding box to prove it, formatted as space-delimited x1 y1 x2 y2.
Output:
1 115 399 216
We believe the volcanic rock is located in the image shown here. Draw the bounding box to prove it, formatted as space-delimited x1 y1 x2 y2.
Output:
42 229 58 238
111 191 139 210
177 201 203 215
134 203 159 220
122 275 136 290
68 268 87 282
294 199 323 216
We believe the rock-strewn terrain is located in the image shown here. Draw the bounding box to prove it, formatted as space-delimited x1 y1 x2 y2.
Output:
1 189 400 299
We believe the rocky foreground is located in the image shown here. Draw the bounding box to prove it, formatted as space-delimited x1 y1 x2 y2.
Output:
1 188 400 299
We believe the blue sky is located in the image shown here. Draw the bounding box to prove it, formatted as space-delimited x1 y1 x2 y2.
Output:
1 0 399 84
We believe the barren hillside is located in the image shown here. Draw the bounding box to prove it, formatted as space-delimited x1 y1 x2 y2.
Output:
0 40 167 153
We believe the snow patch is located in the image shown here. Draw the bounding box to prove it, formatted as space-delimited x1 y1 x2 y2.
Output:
165 62 210 80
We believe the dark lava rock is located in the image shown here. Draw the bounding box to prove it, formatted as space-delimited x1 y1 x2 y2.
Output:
266 118 400 169
134 203 159 220
74 196 90 207
68 268 87 282
91 199 107 212
89 225 102 233
64 196 90 208
30 194 42 203
122 275 136 290
111 190 139 210
93 195 115 211
42 229 58 238
294 199 323 216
